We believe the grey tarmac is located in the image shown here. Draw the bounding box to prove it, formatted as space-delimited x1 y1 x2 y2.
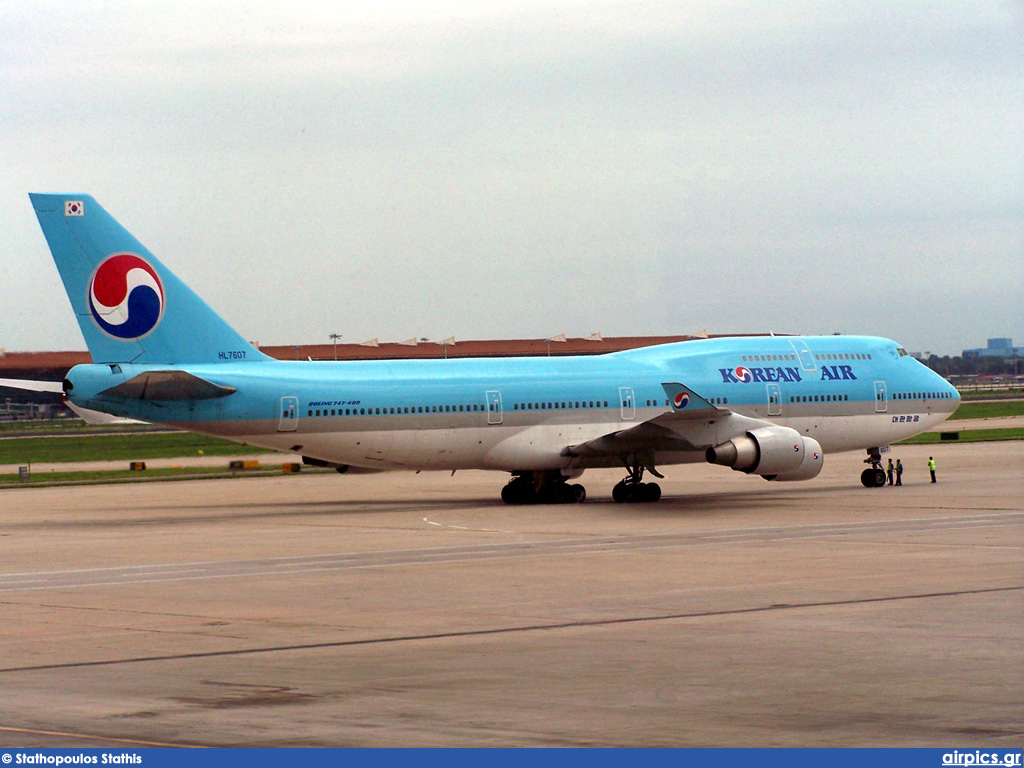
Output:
0 441 1021 747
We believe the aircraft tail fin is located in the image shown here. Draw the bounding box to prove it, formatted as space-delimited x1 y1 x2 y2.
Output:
29 194 268 365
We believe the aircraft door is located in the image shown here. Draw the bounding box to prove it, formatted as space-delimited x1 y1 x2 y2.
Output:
486 390 503 425
278 396 299 432
619 387 636 420
767 383 782 416
788 339 817 372
874 381 888 413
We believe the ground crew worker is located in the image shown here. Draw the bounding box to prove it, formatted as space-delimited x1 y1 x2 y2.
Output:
895 459 903 486
886 458 894 486
929 456 937 483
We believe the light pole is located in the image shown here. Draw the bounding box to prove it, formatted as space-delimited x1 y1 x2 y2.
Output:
330 333 343 361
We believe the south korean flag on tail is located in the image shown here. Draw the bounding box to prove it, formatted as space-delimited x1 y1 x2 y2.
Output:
64 200 84 216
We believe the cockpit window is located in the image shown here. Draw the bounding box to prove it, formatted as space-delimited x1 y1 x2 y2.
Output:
896 347 909 358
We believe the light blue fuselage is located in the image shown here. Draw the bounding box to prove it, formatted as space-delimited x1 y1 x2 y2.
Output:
65 334 959 472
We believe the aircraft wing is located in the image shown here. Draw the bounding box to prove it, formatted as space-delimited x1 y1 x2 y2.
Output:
567 382 775 460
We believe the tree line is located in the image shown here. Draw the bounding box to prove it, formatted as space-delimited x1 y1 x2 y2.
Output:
924 354 1024 378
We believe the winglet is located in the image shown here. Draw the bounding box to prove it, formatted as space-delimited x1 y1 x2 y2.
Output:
661 382 719 414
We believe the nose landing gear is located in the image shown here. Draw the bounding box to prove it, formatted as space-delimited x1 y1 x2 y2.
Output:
861 447 887 488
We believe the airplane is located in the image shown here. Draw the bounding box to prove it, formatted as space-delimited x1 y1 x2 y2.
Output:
27 193 960 503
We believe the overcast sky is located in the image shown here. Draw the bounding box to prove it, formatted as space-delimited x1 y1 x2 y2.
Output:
2 0 1021 356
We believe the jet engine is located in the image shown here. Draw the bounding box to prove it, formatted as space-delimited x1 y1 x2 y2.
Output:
706 426 823 481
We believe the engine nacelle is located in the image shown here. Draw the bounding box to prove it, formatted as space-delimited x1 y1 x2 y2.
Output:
706 426 823 481
767 435 823 481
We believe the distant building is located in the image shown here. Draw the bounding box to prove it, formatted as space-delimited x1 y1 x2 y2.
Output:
962 338 1024 358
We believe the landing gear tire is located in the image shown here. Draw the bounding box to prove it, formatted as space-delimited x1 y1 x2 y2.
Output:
613 480 661 503
503 475 586 504
860 468 886 488
501 477 537 504
644 482 661 502
549 483 571 504
612 481 629 503
571 484 587 503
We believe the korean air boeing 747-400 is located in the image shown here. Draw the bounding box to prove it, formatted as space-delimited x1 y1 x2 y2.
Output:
28 194 960 503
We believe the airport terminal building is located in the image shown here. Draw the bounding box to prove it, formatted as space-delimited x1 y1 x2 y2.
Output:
962 337 1023 358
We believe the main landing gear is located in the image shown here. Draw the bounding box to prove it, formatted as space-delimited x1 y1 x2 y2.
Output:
611 455 662 503
500 457 667 505
501 472 586 505
860 447 887 488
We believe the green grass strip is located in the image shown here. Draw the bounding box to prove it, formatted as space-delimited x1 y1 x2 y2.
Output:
948 400 1024 420
896 428 1024 445
0 432 277 464
957 390 1024 402
0 465 330 488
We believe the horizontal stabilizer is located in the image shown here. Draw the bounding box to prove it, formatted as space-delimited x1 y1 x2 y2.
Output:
65 401 146 425
100 370 237 401
0 377 64 394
